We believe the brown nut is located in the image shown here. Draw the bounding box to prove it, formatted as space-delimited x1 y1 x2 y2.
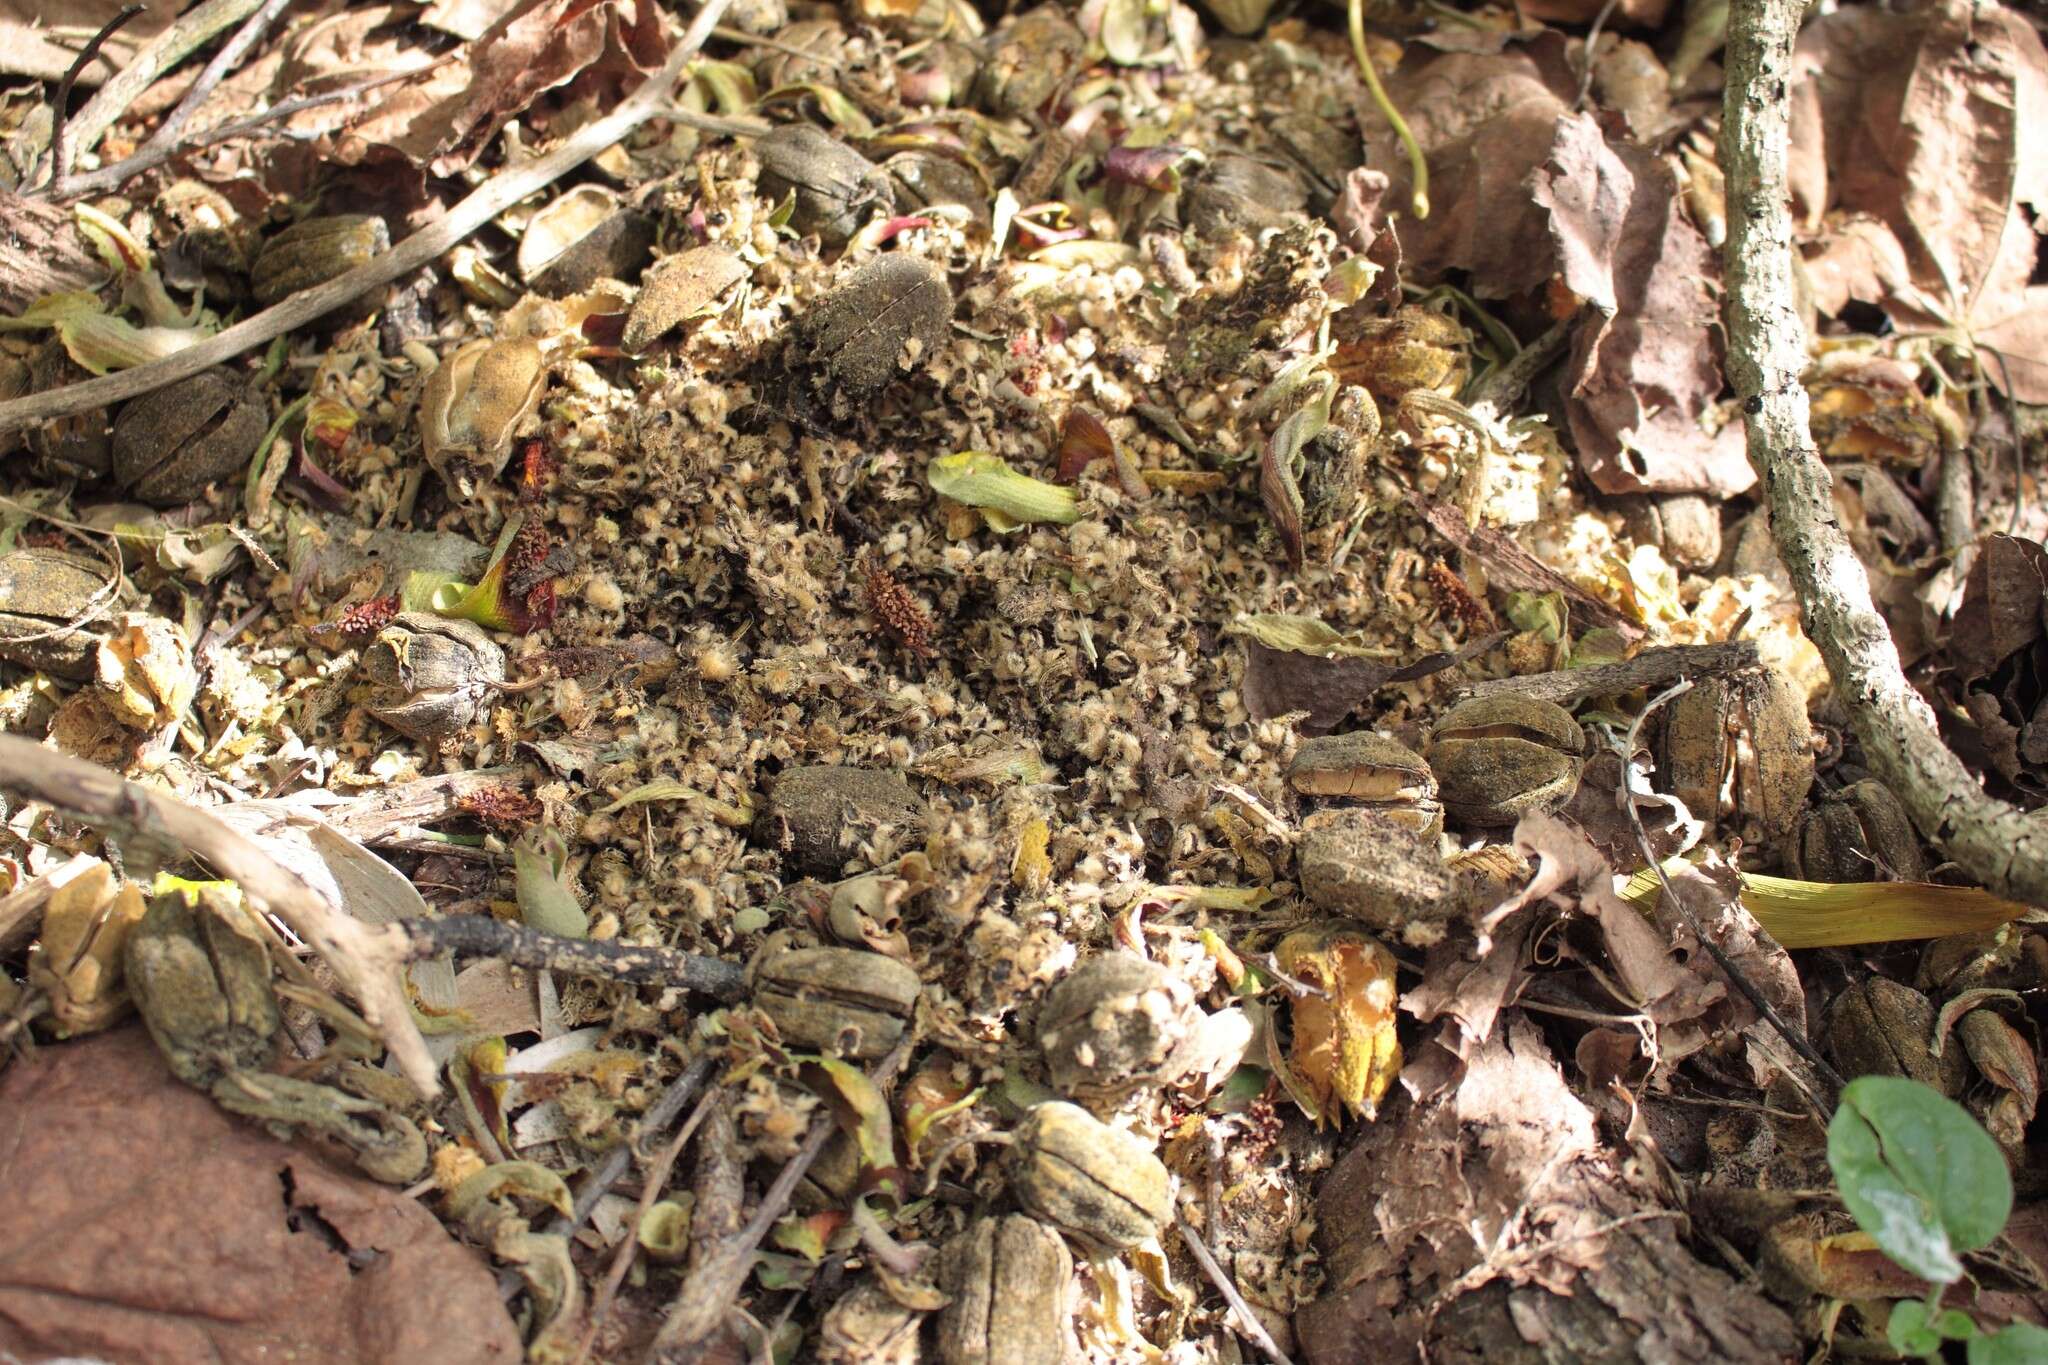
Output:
1037 953 1199 1100
759 766 930 877
517 186 655 296
251 214 389 306
360 612 507 741
755 124 893 248
419 336 548 496
0 547 119 678
1822 977 1966 1097
1007 1101 1170 1250
1286 731 1441 835
1427 695 1584 827
749 945 921 1059
111 368 267 504
1297 808 1451 938
974 6 1084 118
1661 665 1813 849
621 246 749 354
1267 112 1364 208
883 150 989 223
1184 154 1306 239
799 253 953 400
752 20 849 89
935 1214 1072 1365
1792 779 1926 883
896 39 981 107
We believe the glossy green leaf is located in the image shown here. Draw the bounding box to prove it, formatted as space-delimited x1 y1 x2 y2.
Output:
1827 1076 2012 1286
928 451 1081 526
1969 1322 2048 1365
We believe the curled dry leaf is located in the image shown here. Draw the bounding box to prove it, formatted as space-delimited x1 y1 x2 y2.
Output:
0 1027 520 1364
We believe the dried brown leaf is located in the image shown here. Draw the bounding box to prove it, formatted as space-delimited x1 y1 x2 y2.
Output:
0 1028 520 1364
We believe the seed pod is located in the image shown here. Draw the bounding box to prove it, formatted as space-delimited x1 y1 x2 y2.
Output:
26 342 111 483
1286 731 1441 836
622 246 749 354
1037 953 1199 1100
749 945 921 1059
1792 779 1926 883
111 368 267 504
1184 154 1306 238
759 765 930 876
360 612 507 741
251 215 389 306
1427 695 1585 827
418 336 548 496
1823 977 1965 1097
800 255 952 398
755 124 893 247
935 1215 1072 1365
1297 809 1451 936
1660 665 1813 848
1007 1101 1170 1250
518 187 656 297
1330 304 1471 403
0 547 118 678
974 7 1084 118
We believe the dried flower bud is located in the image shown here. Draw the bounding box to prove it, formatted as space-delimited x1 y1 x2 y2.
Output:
93 612 196 730
360 612 507 741
419 337 548 497
111 367 267 505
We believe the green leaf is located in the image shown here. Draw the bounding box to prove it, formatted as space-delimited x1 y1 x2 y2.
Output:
928 451 1081 526
1828 1076 2013 1286
1886 1300 1942 1358
1969 1322 2048 1365
514 829 588 939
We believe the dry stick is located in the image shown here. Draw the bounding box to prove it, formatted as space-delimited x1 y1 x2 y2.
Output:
556 1054 720 1237
57 0 268 182
1721 0 2048 907
1456 641 1759 706
647 1036 915 1362
142 0 293 158
0 733 439 1097
1176 1214 1297 1365
56 64 449 202
389 915 745 1000
42 4 146 200
0 0 734 435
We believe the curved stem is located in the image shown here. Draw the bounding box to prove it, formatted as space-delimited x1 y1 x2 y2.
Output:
1349 0 1429 220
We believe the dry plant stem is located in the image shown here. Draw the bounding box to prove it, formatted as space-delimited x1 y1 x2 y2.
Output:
59 0 267 181
390 914 745 1000
1720 0 2048 907
555 1053 718 1237
1621 683 1846 1101
1458 641 1759 706
1176 1214 1297 1365
0 733 438 1096
144 0 293 158
0 0 734 435
43 4 146 200
647 1036 914 1362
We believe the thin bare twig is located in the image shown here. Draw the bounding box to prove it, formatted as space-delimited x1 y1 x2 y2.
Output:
1456 642 1760 707
0 0 735 434
43 4 146 200
555 1054 719 1238
142 0 294 159
57 0 268 182
390 915 745 1000
1176 1214 1297 1365
0 734 438 1096
1620 682 1845 1102
1721 0 2048 904
647 1036 915 1361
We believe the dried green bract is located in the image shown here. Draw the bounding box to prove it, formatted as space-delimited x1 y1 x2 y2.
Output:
250 214 389 306
800 253 952 398
935 1214 1072 1365
1007 1102 1170 1250
111 367 266 504
360 612 507 742
750 945 921 1059
755 124 893 247
419 336 547 496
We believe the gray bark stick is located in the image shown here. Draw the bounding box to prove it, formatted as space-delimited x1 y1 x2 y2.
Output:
1720 0 2048 905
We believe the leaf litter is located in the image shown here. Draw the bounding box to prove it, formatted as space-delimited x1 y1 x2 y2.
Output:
0 0 2045 1360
